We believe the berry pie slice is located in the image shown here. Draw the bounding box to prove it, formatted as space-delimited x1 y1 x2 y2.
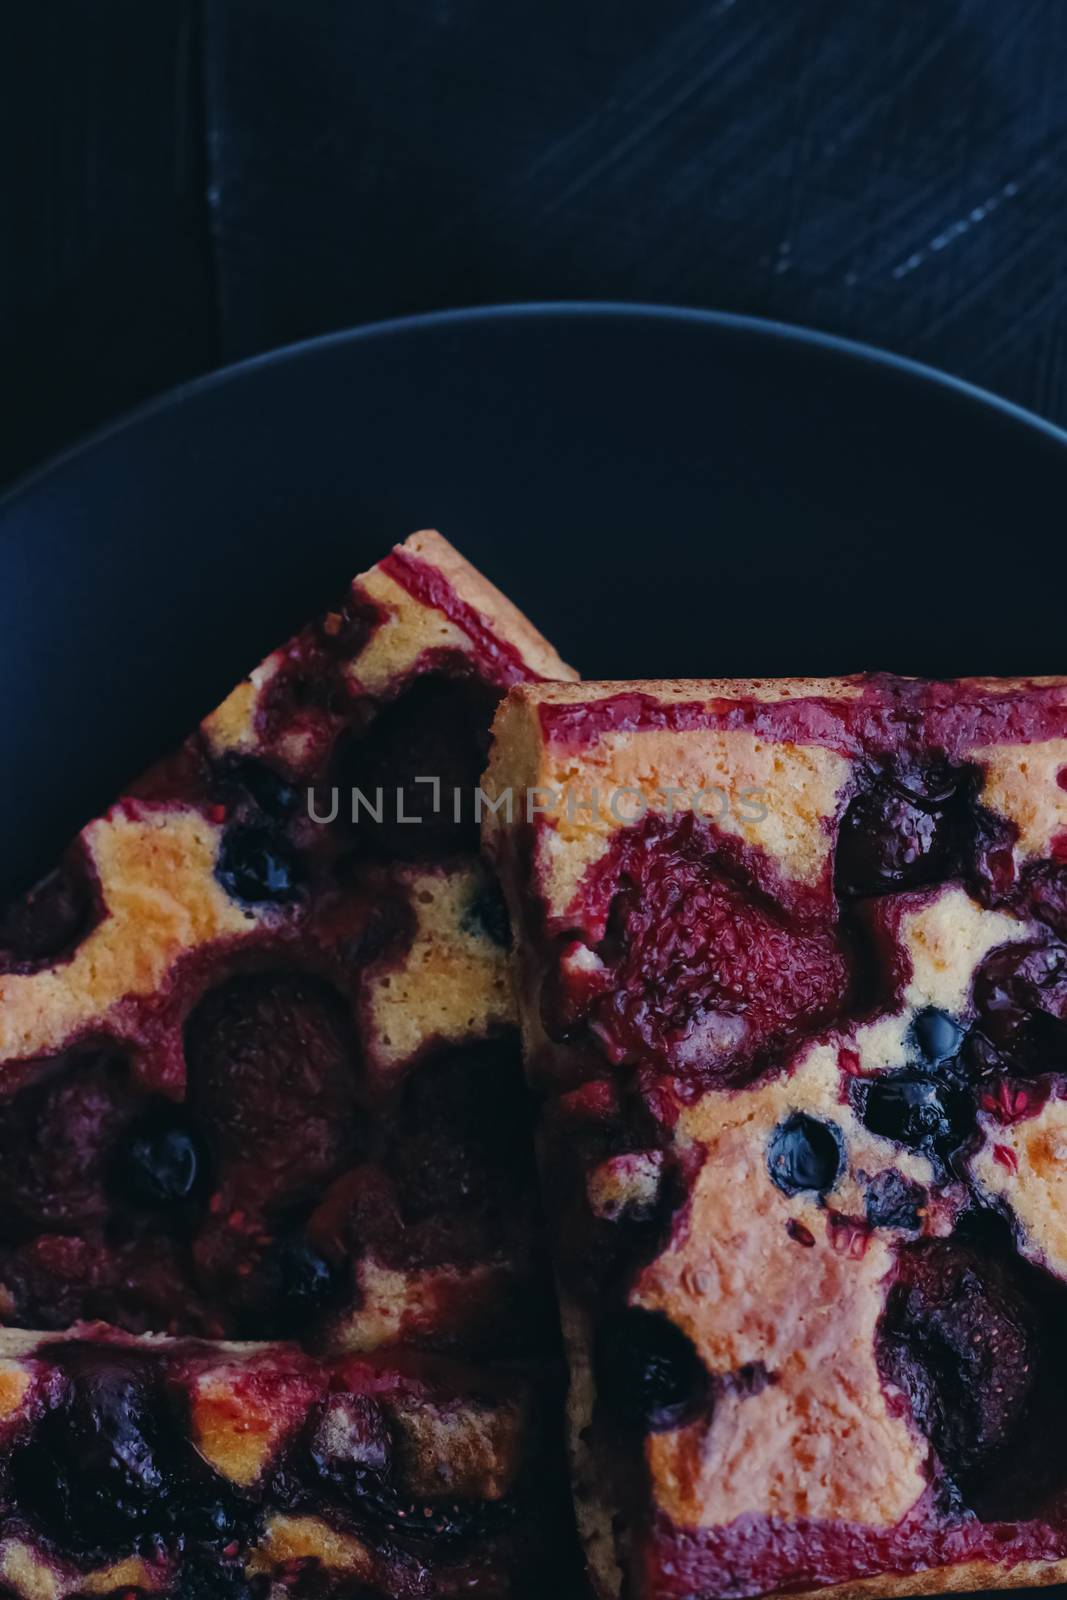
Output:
0 531 580 1597
484 674 1067 1600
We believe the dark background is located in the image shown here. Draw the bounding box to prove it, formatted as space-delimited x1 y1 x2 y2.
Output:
4 0 1067 491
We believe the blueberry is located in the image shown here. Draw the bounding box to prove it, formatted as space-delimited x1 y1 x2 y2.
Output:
766 1114 844 1196
216 826 302 904
12 1347 171 1553
177 1552 267 1600
220 758 298 822
184 972 357 1207
854 1072 973 1154
961 1028 1005 1080
115 1105 205 1209
864 1169 925 1230
876 1240 1037 1485
461 879 511 948
272 1233 343 1333
181 1494 244 1547
170 1470 260 1561
911 1008 964 1065
835 763 961 897
593 1307 709 1433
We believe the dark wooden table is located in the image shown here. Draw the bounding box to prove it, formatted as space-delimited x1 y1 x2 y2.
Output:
4 0 1067 490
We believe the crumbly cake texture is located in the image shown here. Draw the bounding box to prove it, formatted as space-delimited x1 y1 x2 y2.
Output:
483 675 1067 1600
0 531 579 1597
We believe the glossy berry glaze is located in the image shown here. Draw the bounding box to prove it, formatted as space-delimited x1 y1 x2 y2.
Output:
0 534 578 1594
484 675 1067 1598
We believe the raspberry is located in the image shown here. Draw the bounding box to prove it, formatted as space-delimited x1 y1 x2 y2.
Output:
876 1240 1036 1488
0 1052 133 1234
185 973 359 1207
576 816 847 1080
389 1041 533 1222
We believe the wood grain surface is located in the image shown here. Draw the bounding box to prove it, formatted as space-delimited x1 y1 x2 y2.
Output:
3 0 1067 487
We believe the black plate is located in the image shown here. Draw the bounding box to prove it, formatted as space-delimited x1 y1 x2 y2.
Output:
2 301 1066 901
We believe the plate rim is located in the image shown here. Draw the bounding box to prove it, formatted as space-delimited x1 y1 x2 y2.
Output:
5 299 1067 513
